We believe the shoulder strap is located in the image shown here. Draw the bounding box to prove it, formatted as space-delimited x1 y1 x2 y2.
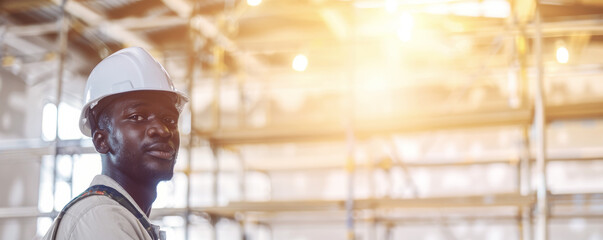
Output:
50 185 158 240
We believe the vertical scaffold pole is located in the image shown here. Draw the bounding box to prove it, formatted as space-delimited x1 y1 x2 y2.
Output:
520 127 533 240
345 40 357 240
344 15 357 238
345 123 355 240
184 18 197 239
533 2 548 240
211 142 220 206
52 0 69 213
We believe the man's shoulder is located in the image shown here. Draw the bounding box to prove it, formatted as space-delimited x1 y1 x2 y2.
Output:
62 193 128 218
44 194 146 240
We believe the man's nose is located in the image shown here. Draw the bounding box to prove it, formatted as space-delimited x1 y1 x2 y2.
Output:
147 118 172 138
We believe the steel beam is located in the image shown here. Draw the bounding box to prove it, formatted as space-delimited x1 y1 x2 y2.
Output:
5 16 186 38
0 193 600 219
48 0 153 49
187 97 603 146
0 139 96 160
533 4 549 240
198 108 532 145
161 0 265 72
193 194 535 215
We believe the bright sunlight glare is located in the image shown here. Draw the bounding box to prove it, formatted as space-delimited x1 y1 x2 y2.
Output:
247 0 262 6
292 54 308 72
397 12 414 42
385 0 398 13
556 46 569 64
42 103 57 141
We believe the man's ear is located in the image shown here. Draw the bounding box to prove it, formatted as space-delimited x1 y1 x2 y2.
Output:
92 130 110 154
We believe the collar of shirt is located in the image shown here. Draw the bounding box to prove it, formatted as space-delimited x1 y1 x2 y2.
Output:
90 175 163 239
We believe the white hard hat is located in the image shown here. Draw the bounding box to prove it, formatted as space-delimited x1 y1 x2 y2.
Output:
79 47 189 137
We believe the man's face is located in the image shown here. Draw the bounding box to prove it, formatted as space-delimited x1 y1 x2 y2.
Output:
101 92 180 184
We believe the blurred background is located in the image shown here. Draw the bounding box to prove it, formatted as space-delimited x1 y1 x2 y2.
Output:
2 0 603 239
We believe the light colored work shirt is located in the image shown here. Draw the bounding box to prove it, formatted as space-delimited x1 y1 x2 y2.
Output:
41 175 165 240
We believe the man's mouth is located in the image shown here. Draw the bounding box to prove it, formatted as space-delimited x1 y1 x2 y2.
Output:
146 144 175 160
147 150 174 160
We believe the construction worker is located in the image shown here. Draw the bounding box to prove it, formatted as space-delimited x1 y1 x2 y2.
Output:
42 47 188 240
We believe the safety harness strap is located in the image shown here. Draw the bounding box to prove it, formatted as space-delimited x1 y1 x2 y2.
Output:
50 185 158 240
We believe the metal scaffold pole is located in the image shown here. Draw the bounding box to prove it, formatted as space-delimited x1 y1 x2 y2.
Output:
345 10 358 240
520 126 533 240
51 0 69 214
345 122 355 240
533 2 548 240
184 19 197 240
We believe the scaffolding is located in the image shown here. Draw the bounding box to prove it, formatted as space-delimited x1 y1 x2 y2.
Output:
2 0 603 240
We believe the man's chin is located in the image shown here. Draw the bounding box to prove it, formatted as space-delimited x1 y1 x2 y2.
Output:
149 169 175 184
155 161 176 180
160 171 175 181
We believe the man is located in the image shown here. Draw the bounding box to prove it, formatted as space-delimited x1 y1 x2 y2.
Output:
42 47 188 240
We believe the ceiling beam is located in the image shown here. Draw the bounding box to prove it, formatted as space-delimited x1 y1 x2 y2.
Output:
3 32 48 55
8 16 603 41
113 16 186 30
49 0 154 49
197 108 532 145
0 0 52 12
5 16 186 37
160 0 265 72
3 22 57 37
234 18 603 50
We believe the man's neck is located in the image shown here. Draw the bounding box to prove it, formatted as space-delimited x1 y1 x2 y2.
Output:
102 171 158 216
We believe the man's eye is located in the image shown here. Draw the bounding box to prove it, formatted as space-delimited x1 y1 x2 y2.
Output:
129 115 144 121
164 117 176 125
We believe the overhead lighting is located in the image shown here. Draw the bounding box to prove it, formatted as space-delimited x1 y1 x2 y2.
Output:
247 0 261 6
397 12 414 42
482 0 510 18
556 46 569 64
424 4 449 15
385 0 398 13
292 54 308 72
353 1 383 9
451 2 481 17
